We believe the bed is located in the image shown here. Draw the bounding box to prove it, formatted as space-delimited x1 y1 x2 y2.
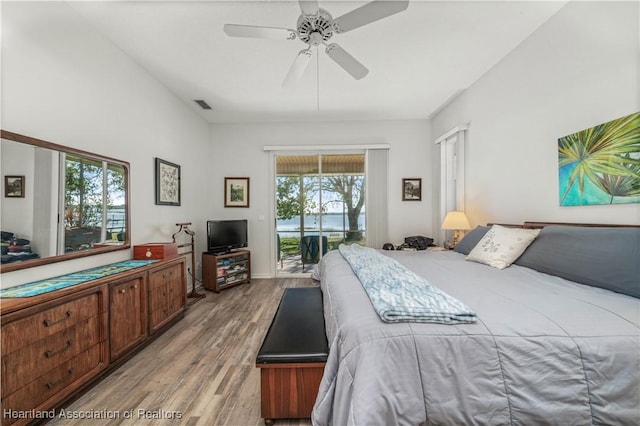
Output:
311 222 640 425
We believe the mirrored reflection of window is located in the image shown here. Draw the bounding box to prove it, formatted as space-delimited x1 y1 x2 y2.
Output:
106 164 127 242
61 155 126 253
63 155 104 252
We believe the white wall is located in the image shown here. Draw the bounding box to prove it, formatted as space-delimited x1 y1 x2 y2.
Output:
1 141 58 258
209 119 432 277
431 1 640 228
1 2 212 288
0 141 34 239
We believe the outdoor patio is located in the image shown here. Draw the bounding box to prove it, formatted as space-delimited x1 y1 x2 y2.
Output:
276 235 349 275
277 253 309 274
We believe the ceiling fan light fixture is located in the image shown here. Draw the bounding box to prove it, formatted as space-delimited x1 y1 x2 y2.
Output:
297 9 333 45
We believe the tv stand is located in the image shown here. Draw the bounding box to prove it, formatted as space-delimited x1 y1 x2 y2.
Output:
202 250 251 292
210 248 241 256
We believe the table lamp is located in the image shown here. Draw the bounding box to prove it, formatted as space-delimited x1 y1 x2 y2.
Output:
441 211 471 248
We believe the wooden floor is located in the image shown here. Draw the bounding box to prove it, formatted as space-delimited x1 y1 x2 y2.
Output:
49 278 315 426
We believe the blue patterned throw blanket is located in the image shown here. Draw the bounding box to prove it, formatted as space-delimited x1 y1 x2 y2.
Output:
339 244 476 324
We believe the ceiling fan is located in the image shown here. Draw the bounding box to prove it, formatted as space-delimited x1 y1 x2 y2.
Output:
224 0 409 87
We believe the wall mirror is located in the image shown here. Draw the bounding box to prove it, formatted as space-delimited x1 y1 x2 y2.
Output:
1 130 130 273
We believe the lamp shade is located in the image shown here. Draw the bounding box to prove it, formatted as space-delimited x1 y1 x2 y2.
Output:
441 211 471 230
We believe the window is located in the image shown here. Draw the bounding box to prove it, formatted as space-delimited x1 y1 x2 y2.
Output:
275 153 366 273
436 125 467 244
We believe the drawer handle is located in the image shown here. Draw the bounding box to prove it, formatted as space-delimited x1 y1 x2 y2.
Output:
43 310 72 327
119 288 126 294
45 339 74 358
46 369 73 389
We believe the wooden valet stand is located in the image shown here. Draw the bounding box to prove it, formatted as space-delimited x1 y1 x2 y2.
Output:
172 222 206 302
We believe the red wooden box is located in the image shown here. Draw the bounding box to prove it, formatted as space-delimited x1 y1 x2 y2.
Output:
133 243 178 260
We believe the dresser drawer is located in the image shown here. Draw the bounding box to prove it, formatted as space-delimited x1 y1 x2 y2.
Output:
149 263 183 289
1 344 105 424
1 315 104 396
1 292 104 355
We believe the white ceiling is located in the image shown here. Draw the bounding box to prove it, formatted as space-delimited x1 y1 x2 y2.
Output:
68 1 567 124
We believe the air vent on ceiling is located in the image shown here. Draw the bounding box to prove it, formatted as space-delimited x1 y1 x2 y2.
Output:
194 99 212 110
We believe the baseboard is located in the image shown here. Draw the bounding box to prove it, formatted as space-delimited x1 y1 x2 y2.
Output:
251 273 272 279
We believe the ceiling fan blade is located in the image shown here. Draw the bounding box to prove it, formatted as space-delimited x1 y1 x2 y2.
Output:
299 0 319 16
282 49 313 88
325 43 369 80
332 0 409 33
223 24 296 40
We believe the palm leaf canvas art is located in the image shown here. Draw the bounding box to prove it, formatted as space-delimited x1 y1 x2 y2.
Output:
558 112 640 206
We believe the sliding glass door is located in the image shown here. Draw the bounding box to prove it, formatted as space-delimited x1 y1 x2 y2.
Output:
275 153 365 274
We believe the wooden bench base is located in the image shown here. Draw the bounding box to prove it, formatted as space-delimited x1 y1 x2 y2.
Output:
256 288 328 425
257 362 325 424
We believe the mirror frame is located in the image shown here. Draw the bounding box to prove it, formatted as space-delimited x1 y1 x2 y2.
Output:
1 129 131 273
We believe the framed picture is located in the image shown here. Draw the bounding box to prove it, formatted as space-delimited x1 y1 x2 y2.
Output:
558 112 640 206
402 178 422 201
155 158 181 206
4 176 25 198
225 177 250 208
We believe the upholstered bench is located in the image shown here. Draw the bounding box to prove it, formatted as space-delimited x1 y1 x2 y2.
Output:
256 287 329 425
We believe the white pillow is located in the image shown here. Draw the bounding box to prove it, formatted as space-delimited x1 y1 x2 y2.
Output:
466 225 541 270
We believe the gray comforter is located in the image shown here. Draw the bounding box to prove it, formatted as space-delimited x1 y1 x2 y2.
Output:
311 250 640 425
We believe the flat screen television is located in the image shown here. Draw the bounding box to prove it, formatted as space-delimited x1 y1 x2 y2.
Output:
207 219 248 254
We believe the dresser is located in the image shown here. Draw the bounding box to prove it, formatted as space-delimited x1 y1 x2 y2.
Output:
0 256 186 426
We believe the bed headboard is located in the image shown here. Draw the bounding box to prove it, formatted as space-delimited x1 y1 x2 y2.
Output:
488 221 639 229
522 221 640 229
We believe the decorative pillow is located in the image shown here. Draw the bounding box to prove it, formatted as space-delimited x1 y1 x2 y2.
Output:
466 225 541 270
515 226 640 298
453 226 490 255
